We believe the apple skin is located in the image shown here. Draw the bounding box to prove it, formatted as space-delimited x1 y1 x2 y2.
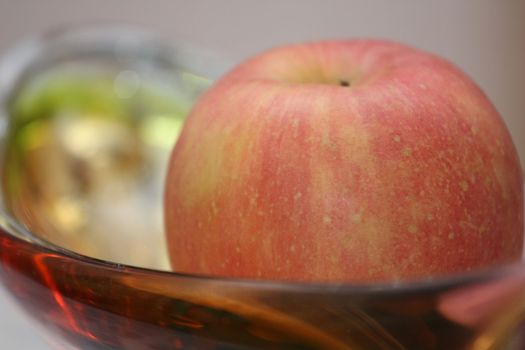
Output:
165 40 523 282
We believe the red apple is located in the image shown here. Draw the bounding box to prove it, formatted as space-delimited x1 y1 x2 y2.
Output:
165 40 523 282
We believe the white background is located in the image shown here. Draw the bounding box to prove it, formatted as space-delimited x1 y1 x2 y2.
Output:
0 1 523 349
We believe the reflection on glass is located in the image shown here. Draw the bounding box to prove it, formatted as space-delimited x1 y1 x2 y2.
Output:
2 40 210 269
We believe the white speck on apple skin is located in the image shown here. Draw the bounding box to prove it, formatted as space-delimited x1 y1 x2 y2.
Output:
211 201 219 215
323 215 332 224
351 212 362 224
478 225 488 235
401 147 412 157
408 224 418 234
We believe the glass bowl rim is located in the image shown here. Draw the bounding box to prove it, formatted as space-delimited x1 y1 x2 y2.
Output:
0 24 523 296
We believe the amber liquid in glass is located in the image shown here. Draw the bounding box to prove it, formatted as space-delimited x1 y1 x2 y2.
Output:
1 230 490 350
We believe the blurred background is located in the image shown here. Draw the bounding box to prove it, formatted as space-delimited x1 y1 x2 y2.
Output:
0 0 523 348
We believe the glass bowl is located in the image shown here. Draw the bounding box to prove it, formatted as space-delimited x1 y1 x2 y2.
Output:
0 26 524 350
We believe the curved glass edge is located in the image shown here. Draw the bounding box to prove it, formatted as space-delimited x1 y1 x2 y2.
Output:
0 25 523 295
